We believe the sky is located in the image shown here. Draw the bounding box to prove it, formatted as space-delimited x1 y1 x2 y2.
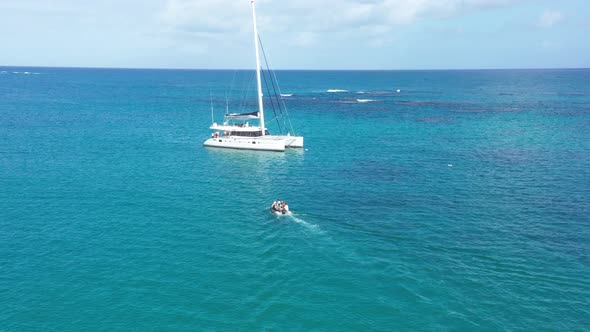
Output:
0 0 588 70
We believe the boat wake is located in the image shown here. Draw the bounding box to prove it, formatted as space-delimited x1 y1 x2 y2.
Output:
290 214 321 232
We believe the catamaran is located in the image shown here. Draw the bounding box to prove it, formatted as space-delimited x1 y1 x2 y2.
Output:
203 0 304 152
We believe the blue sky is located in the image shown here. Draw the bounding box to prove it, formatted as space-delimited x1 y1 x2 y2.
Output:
0 0 588 69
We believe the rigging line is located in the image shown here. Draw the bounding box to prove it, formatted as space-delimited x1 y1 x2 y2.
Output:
242 70 256 114
228 69 238 114
269 67 295 134
225 91 229 115
257 34 284 134
270 70 296 135
210 90 214 124
229 69 248 115
260 64 283 134
258 35 296 135
258 35 284 119
234 70 252 114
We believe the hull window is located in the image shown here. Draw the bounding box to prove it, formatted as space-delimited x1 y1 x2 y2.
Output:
229 130 269 137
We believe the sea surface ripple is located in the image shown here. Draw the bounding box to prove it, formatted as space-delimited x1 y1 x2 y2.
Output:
1 67 589 330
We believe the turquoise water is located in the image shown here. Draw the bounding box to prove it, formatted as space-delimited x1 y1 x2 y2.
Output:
1 67 589 330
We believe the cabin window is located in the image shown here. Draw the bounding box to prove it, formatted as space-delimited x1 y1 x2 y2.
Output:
231 131 265 137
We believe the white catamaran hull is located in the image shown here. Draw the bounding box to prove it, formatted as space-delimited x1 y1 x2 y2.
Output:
282 135 304 148
204 136 286 151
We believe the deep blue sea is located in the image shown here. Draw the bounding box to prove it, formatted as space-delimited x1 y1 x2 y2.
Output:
1 66 589 331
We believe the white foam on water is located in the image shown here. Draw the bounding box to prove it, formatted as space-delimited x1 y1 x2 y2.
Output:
327 89 348 93
290 214 321 232
4 71 41 75
356 99 376 103
280 93 293 97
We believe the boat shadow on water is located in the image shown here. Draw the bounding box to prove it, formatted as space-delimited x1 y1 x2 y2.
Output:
204 146 288 163
203 146 304 170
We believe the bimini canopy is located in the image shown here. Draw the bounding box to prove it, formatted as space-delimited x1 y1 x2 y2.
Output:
225 111 259 120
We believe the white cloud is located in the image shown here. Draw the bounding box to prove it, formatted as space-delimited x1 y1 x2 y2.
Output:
154 0 530 68
160 0 251 34
292 31 318 47
0 0 81 14
160 0 525 39
538 10 564 28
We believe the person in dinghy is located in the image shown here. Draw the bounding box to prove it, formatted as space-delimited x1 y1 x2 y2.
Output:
271 199 290 215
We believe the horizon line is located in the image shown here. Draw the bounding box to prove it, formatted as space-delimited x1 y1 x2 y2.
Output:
1 65 589 72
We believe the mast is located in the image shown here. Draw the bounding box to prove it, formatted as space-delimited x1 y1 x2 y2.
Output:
251 0 265 136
